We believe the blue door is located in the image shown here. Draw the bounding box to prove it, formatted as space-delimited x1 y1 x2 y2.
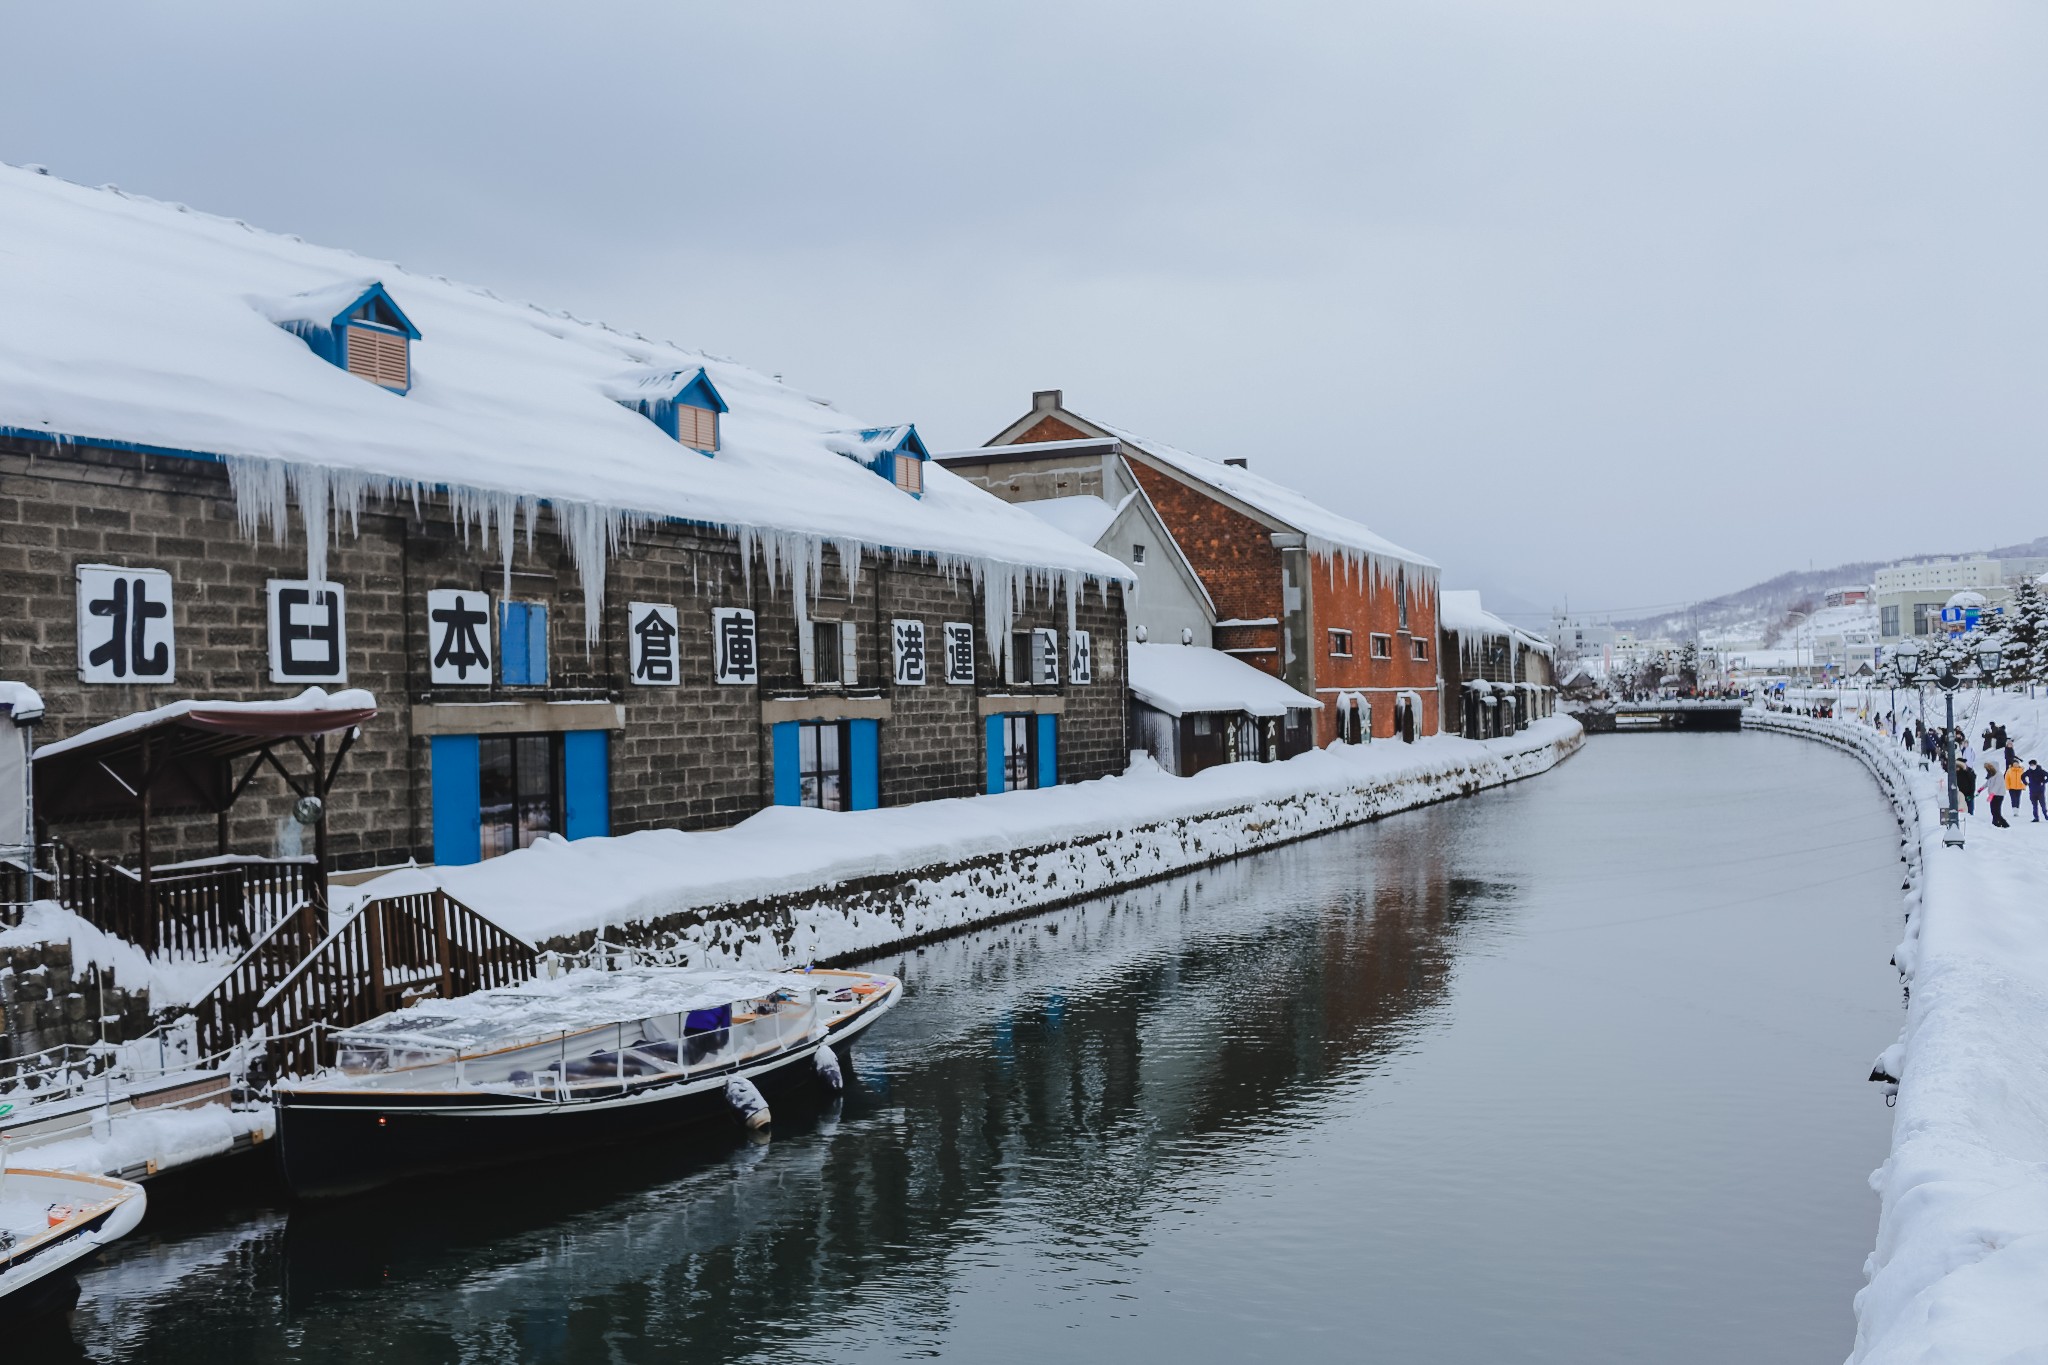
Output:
1036 714 1058 789
985 714 1005 794
563 730 610 839
849 719 880 810
771 721 800 806
430 734 481 866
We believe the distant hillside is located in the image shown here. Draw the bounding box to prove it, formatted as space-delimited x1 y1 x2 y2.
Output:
1616 535 2048 641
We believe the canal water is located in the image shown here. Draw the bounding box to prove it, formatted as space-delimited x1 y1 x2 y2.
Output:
37 731 1904 1363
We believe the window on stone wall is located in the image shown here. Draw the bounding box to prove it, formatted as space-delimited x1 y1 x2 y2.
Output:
1132 543 1147 564
1397 568 1409 633
1370 634 1393 659
1410 637 1428 661
1329 629 1354 657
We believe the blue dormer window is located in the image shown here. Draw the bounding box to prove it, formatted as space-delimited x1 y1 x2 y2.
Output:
830 425 931 498
601 367 729 455
267 279 421 394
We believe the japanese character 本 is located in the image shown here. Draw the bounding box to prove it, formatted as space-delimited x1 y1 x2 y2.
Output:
429 590 493 684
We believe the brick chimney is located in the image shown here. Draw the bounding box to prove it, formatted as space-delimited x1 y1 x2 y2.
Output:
1032 389 1062 412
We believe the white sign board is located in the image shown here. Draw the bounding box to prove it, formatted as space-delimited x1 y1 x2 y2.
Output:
943 622 975 685
0 720 28 859
427 589 494 685
267 580 347 683
712 607 758 685
892 619 928 686
628 601 680 686
1033 628 1059 686
76 564 175 684
1069 630 1093 685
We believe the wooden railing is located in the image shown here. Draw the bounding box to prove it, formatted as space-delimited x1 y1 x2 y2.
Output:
47 840 324 958
190 896 328 1060
254 890 536 1077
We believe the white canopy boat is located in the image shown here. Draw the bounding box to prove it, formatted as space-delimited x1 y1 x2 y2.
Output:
1 1115 148 1318
274 965 900 1197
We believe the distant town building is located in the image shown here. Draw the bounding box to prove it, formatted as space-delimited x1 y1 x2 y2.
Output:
1874 556 2048 640
951 391 1443 745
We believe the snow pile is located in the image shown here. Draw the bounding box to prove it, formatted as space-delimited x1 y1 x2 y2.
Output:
1014 493 1128 549
10 1101 272 1180
345 718 1582 963
1126 643 1321 717
0 900 228 1007
0 681 44 720
1747 697 2048 1361
0 164 1130 651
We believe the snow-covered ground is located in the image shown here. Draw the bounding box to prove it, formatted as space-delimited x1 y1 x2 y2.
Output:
349 719 1584 965
1749 692 2048 1362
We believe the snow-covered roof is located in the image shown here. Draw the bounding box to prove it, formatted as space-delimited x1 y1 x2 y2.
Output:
34 686 375 760
1097 422 1437 574
327 965 820 1056
1440 589 1550 653
0 682 44 723
0 165 1129 647
1127 643 1321 717
1016 493 1127 548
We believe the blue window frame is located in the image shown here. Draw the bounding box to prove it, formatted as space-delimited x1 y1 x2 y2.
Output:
500 601 549 686
773 718 879 810
987 713 1057 793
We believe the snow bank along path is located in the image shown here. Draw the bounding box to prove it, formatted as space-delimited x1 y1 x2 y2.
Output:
353 718 1583 968
1746 710 2048 1363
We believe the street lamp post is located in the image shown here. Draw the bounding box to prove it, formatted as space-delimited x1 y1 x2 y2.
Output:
1897 635 2004 848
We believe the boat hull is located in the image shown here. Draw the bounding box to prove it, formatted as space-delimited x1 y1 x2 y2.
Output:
0 1171 147 1317
279 1018 878 1200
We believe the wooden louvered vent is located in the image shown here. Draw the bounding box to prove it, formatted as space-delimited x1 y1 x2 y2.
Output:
678 404 718 452
893 453 923 494
345 324 410 391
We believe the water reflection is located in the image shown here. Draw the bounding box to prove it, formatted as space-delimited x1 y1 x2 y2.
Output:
60 734 1899 1363
66 814 1506 1363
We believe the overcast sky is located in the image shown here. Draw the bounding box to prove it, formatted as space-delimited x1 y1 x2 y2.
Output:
7 2 2045 620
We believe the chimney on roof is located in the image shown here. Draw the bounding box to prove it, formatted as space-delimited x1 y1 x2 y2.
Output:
1224 457 1248 469
1032 389 1062 411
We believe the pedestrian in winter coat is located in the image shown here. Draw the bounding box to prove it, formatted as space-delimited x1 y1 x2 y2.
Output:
2004 761 2026 824
1992 782 2011 828
1958 760 1978 814
2028 761 2048 823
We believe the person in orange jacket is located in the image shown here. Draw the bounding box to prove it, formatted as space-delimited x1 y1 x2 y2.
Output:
2003 758 2026 828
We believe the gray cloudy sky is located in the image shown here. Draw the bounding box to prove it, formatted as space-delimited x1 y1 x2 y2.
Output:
7 2 2046 621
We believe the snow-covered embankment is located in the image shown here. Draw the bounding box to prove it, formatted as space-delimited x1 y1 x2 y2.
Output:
1746 709 2048 1362
356 717 1582 968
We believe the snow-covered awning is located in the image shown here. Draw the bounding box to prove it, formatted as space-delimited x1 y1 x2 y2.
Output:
1127 643 1321 718
34 686 376 821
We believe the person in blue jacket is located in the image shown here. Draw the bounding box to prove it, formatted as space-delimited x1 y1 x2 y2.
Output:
2027 760 2048 823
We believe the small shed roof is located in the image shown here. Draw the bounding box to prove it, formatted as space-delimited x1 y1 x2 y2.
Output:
34 687 376 821
1127 644 1321 718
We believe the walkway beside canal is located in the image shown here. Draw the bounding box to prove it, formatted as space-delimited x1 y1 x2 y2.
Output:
1749 707 2048 1363
347 717 1584 969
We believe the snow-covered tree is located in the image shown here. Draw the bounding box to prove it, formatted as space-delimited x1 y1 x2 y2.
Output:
1998 577 2048 688
1677 641 1700 691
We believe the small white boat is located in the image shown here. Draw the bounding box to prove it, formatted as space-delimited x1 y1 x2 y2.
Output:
275 965 902 1197
1 1121 148 1317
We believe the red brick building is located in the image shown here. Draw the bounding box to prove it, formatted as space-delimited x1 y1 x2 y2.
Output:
960 392 1442 743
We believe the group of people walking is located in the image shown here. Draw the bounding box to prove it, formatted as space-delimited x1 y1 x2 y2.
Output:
1887 713 2048 828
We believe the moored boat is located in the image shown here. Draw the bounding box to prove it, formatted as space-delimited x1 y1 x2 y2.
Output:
275 965 900 1198
0 1145 148 1319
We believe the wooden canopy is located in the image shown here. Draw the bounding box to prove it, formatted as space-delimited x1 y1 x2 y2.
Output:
34 696 377 824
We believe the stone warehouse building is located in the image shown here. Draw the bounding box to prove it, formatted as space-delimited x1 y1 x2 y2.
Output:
0 167 1131 873
949 391 1442 745
1437 590 1556 740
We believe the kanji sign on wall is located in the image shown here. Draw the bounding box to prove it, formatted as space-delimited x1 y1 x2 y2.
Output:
76 564 175 684
628 602 680 686
892 619 928 686
1069 630 1093 685
712 607 758 685
1033 628 1060 686
427 589 493 685
943 622 975 685
267 580 347 683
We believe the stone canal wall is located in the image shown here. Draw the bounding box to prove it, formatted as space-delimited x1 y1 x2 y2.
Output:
376 717 1583 968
